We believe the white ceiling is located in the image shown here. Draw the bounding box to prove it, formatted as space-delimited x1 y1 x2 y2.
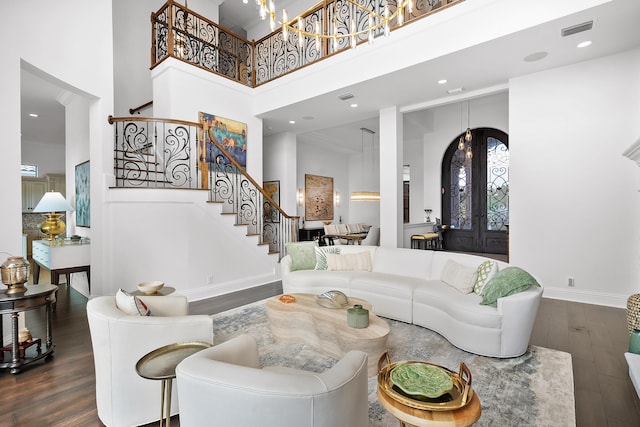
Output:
20 0 640 153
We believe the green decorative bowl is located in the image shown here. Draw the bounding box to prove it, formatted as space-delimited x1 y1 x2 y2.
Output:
390 363 454 399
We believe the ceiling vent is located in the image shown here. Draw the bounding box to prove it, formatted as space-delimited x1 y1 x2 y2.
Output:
338 93 354 101
561 21 593 37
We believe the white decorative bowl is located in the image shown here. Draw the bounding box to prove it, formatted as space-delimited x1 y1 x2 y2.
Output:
137 281 164 294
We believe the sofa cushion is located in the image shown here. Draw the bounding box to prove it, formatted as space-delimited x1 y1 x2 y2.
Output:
115 289 150 316
413 281 502 329
327 252 372 272
350 273 421 304
372 247 432 279
286 241 318 271
473 260 498 295
441 259 477 294
480 267 541 307
315 246 340 270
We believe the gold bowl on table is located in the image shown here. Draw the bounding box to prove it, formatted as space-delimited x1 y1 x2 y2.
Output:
377 352 474 411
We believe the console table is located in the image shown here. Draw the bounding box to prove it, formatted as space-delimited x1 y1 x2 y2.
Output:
32 239 90 292
0 284 57 374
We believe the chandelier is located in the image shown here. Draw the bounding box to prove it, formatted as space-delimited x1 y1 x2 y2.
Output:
256 0 414 50
457 100 473 159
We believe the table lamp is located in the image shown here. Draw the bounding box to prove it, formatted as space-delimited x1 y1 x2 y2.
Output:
33 191 74 241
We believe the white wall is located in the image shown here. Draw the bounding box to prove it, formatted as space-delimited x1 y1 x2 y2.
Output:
510 48 640 307
112 0 221 117
297 141 350 229
21 141 65 176
264 132 297 215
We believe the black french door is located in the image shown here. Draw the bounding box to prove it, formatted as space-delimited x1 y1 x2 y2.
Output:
441 128 509 255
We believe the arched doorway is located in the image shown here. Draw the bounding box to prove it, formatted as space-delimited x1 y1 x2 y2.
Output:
441 128 509 255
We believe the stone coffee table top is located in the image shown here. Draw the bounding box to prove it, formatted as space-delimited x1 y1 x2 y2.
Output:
265 293 390 376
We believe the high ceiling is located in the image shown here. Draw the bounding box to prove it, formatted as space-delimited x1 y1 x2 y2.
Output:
20 0 640 154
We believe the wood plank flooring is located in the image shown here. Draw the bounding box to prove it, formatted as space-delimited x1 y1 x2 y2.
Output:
1 270 639 426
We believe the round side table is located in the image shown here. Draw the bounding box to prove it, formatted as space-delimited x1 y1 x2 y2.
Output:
377 386 481 427
136 341 211 427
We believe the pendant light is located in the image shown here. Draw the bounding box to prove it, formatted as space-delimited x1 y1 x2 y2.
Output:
457 100 473 159
351 128 380 201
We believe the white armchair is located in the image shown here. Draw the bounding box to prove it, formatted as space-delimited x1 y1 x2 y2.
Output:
176 334 369 427
86 295 214 427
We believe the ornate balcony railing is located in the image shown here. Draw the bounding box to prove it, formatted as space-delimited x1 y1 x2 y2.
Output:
152 0 463 87
108 116 299 257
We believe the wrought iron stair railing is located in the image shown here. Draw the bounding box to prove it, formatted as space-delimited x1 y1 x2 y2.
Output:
108 116 299 258
151 0 464 88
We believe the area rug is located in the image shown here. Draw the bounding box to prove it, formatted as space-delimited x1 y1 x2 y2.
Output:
210 300 575 426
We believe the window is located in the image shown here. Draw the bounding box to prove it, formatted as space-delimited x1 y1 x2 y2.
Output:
21 164 38 177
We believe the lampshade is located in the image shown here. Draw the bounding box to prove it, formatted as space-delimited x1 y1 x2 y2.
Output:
34 191 73 213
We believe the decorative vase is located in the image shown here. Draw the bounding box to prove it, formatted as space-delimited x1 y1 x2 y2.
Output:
347 304 369 328
1 256 30 294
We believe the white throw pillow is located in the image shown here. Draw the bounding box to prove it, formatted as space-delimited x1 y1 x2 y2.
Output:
473 260 499 295
315 246 341 270
326 251 372 272
115 288 151 316
440 260 477 294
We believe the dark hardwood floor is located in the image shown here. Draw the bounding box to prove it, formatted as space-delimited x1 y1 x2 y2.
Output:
1 268 639 426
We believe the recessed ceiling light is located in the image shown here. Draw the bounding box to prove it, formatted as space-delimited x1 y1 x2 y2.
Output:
350 103 358 108
243 0 248 3
447 88 463 94
523 51 548 62
289 120 296 124
29 113 39 118
438 79 447 84
577 40 591 48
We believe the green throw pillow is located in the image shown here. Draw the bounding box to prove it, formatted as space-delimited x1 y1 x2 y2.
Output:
480 266 540 307
286 241 318 271
473 260 498 295
315 246 340 270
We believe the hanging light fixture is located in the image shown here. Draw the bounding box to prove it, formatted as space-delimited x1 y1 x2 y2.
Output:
351 128 380 201
457 100 473 159
257 0 413 50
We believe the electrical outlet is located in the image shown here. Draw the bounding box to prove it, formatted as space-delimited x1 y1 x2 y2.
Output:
568 277 575 287
207 275 214 285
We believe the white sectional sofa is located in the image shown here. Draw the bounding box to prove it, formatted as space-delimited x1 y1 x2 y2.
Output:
281 245 543 358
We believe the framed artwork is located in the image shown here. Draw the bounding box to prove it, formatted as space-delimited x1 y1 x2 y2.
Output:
305 174 334 221
263 180 280 223
198 112 247 173
75 160 90 228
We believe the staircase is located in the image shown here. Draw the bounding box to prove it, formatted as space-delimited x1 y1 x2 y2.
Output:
108 115 299 259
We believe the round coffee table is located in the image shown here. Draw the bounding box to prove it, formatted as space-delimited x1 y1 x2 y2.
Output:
136 341 211 427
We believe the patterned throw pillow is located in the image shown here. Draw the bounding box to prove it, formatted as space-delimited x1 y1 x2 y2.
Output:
315 246 340 270
115 289 151 316
473 260 498 295
286 241 319 271
480 267 541 307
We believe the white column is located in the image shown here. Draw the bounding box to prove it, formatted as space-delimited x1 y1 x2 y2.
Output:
379 106 403 247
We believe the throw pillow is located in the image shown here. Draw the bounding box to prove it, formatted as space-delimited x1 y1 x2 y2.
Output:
480 267 541 307
315 246 341 270
286 241 319 271
440 259 477 294
473 260 498 295
115 289 151 316
326 251 372 272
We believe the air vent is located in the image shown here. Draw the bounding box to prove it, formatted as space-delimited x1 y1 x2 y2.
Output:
561 21 593 37
338 93 354 101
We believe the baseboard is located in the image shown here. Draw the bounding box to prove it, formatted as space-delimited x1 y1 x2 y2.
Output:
543 286 628 308
180 273 277 301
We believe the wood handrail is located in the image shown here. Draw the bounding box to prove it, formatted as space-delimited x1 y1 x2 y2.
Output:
108 115 202 127
129 101 153 115
207 128 298 221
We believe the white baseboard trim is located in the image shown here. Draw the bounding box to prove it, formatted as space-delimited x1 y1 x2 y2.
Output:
180 273 277 302
543 286 629 308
